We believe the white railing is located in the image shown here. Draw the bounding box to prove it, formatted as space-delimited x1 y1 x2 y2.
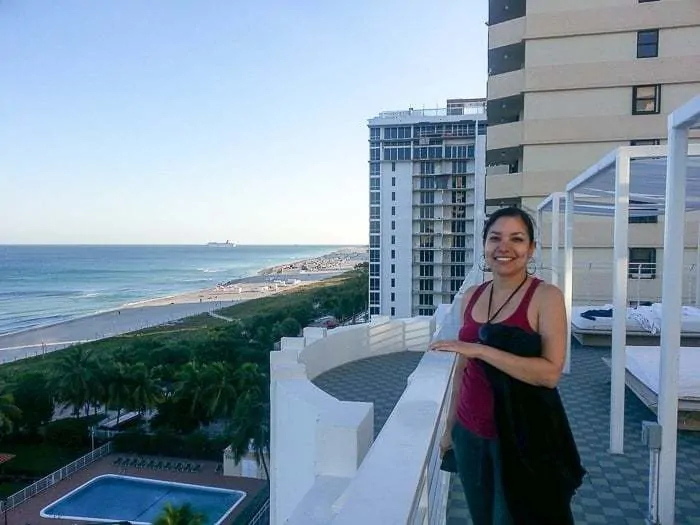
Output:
378 103 486 119
538 261 700 305
270 267 482 525
247 498 270 525
0 441 113 512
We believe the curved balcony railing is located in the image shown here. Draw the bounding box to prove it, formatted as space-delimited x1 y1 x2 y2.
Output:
270 267 482 524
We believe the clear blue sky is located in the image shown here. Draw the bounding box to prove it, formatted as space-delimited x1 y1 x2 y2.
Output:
0 1 487 245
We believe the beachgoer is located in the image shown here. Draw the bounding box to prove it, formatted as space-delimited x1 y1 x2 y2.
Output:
430 206 584 525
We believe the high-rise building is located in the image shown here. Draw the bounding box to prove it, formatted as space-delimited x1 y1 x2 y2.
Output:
486 0 700 301
367 99 487 318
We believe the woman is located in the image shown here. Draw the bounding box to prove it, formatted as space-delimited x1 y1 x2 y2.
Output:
430 206 581 524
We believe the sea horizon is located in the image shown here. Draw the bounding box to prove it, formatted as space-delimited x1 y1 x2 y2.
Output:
0 244 362 336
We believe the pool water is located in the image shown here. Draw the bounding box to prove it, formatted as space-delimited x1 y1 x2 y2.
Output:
40 474 246 525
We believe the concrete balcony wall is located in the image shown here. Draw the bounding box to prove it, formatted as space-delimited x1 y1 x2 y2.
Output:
487 121 523 150
488 69 525 101
488 16 525 50
271 268 483 524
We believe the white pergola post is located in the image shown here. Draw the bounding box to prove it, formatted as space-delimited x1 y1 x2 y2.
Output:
563 192 574 374
695 224 700 307
551 196 561 286
657 125 689 525
536 207 543 274
610 149 631 455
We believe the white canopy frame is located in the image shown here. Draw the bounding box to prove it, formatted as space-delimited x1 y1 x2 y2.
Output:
657 95 700 525
536 192 572 373
550 94 700 525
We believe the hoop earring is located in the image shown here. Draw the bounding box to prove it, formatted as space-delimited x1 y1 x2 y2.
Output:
478 254 491 273
527 258 537 276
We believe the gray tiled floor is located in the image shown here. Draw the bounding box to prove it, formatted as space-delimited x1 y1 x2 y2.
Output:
313 350 424 438
313 344 700 524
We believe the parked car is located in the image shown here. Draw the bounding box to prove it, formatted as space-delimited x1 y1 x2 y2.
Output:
310 315 339 329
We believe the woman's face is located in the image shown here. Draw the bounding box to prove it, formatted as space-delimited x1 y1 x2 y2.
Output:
483 216 535 277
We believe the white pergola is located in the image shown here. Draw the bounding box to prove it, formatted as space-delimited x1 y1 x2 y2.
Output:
538 94 700 524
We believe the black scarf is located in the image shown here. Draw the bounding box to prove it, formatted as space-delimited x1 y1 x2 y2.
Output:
479 323 586 525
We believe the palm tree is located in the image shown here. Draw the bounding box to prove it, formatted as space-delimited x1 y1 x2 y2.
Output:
174 362 207 416
0 383 21 437
104 361 131 425
201 362 237 419
50 346 100 416
127 362 163 414
228 363 270 480
153 503 205 525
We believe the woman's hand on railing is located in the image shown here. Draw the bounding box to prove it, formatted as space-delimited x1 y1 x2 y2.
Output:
439 431 452 457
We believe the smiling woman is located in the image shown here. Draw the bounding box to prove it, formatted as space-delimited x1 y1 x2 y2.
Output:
430 206 585 525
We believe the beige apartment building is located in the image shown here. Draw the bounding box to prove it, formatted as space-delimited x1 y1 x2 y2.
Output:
486 0 700 303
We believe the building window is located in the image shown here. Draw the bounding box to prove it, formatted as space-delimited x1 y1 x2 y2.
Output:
391 206 395 216
452 160 468 174
391 264 395 273
391 220 395 230
391 278 395 287
370 127 380 141
419 294 434 306
370 178 380 190
369 278 380 290
391 249 395 259
420 162 435 175
632 85 661 115
391 307 395 316
629 200 659 224
391 176 396 187
370 192 380 205
629 248 657 278
391 235 395 245
391 292 395 302
631 139 661 146
637 30 659 58
370 306 380 315
392 162 396 172
370 163 380 176
391 191 396 201
369 264 380 276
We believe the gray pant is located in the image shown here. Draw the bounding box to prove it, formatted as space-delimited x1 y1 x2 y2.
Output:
451 421 513 525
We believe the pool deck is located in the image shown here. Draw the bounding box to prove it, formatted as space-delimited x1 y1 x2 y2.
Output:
6 454 267 525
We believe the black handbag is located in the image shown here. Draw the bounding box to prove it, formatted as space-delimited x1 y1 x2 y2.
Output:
440 448 458 473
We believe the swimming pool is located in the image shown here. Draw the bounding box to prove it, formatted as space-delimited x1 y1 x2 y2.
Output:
40 474 246 525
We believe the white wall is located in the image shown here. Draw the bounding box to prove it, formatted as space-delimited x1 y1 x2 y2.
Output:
270 319 434 524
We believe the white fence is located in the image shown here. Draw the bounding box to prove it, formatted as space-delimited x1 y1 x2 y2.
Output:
0 441 113 512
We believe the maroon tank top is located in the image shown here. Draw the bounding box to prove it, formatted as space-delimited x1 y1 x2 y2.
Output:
455 278 542 438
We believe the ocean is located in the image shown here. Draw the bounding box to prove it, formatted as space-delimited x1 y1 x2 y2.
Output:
0 244 345 336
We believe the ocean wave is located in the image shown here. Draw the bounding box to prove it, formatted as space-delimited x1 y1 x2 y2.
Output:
197 268 227 273
0 289 78 299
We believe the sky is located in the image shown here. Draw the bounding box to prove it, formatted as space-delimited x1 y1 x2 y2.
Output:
0 1 488 245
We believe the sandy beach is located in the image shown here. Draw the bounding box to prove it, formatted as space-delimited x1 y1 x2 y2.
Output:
0 246 368 364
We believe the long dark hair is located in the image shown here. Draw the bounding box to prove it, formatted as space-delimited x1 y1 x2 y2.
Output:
482 207 536 245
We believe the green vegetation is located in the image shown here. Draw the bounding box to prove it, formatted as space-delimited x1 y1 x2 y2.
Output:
0 265 368 495
154 502 205 525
